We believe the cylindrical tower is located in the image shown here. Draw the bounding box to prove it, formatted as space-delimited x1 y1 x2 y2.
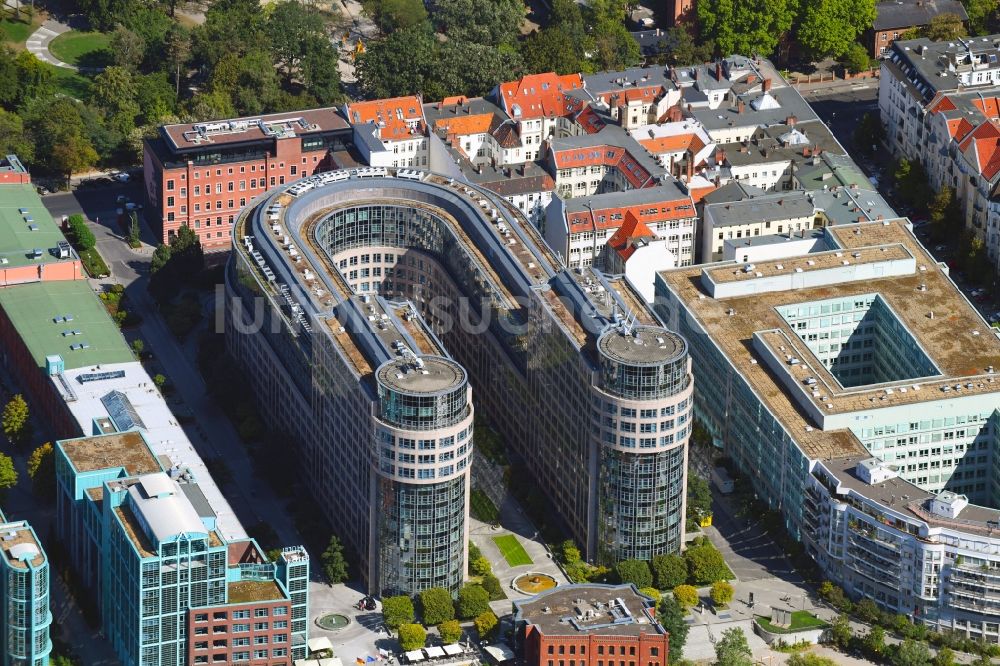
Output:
373 354 474 595
593 325 693 564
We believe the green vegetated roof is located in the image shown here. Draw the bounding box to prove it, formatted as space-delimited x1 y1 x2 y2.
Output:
0 281 133 370
0 184 73 269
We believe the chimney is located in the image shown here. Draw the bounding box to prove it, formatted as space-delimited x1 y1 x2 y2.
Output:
747 74 758 85
716 61 723 81
519 164 525 176
656 28 661 36
763 78 772 92
786 115 797 126
803 146 812 157
687 158 694 180
715 148 726 164
737 100 745 114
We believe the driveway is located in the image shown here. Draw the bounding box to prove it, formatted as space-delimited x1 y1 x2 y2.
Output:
703 495 801 584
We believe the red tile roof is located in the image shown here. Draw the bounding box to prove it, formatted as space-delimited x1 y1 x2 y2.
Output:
946 117 975 141
959 121 1000 180
498 73 584 120
565 196 694 234
575 107 607 134
638 133 705 156
972 95 1000 121
607 211 656 262
345 96 426 140
927 94 957 114
551 144 655 189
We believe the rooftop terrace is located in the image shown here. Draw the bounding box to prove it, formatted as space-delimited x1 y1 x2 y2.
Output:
228 579 286 604
60 431 161 476
0 520 44 569
514 584 663 637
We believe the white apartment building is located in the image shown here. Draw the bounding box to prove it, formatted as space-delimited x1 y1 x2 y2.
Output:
344 96 429 168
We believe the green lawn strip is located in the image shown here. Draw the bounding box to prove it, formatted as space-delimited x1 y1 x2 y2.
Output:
80 247 109 277
755 611 829 634
492 534 532 567
47 30 109 67
470 488 499 523
41 62 92 99
0 15 40 46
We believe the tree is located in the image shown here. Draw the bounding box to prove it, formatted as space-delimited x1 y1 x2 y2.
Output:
471 555 492 576
863 626 887 660
362 0 428 33
687 475 711 520
714 627 753 666
672 585 698 609
696 0 794 57
521 28 586 76
559 540 582 564
685 545 730 585
93 66 141 136
109 24 146 70
431 0 525 47
382 595 415 629
929 185 963 243
657 596 689 663
321 535 349 583
439 619 462 644
964 0 999 35
590 19 642 71
839 43 873 75
0 110 34 164
164 25 191 98
854 597 880 624
481 573 504 600
651 554 688 590
420 587 455 626
829 614 852 649
128 214 142 247
923 13 967 40
398 623 426 651
131 338 145 356
890 639 932 666
710 580 734 606
456 584 490 619
50 134 99 184
299 37 343 105
853 111 885 158
474 610 498 640
1 394 29 445
26 442 54 498
616 559 653 589
191 0 268 69
796 0 877 59
660 26 714 66
355 25 437 99
266 0 331 77
0 453 17 492
932 646 957 666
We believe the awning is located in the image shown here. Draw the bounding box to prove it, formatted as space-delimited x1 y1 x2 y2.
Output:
443 645 463 656
405 650 426 662
308 637 334 654
424 647 446 658
483 644 516 663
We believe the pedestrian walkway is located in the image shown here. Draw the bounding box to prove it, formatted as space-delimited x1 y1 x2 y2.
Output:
26 19 74 69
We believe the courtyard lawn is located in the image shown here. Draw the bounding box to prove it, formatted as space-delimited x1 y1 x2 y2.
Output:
48 30 110 67
492 534 532 567
43 62 91 99
755 611 829 634
0 14 41 47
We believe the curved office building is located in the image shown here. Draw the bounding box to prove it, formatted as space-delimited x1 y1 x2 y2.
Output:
224 168 690 595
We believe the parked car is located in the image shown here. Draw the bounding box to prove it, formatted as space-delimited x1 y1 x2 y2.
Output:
114 172 131 183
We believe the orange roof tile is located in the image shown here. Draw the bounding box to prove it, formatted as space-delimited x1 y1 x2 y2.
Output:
346 96 426 140
927 93 958 114
973 96 1000 121
688 184 718 203
947 117 975 141
564 195 694 234
960 121 1000 180
638 133 705 155
434 113 494 137
551 144 655 189
498 72 584 120
607 211 656 262
576 107 606 134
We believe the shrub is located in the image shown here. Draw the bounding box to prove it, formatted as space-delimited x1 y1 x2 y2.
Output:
470 555 492 577
855 598 880 624
673 585 698 609
639 587 660 600
469 541 483 563
382 596 415 630
398 623 426 651
321 535 349 584
481 573 505 601
559 539 581 564
456 584 490 620
710 580 734 606
420 587 455 625
651 553 687 590
656 596 689 663
615 559 653 589
438 619 462 645
474 610 498 641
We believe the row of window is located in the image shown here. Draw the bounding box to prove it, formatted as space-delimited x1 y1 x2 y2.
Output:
547 645 656 656
194 607 287 622
193 648 287 663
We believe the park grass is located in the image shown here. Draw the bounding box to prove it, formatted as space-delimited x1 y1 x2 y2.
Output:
492 534 532 567
470 488 499 523
43 62 92 99
0 14 41 47
755 611 829 634
48 30 109 67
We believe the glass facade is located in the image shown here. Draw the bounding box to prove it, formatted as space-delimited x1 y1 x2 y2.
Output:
0 519 51 666
378 384 469 431
377 475 467 595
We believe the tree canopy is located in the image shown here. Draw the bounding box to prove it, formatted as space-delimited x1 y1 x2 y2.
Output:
321 535 349 584
657 596 689 663
796 0 876 59
382 596 415 629
714 627 753 666
420 587 455 626
696 0 795 58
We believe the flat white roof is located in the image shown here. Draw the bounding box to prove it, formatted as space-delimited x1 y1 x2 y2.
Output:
128 473 207 545
54 361 247 542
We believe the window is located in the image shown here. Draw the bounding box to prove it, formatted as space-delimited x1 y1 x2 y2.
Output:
254 608 269 618
166 179 175 191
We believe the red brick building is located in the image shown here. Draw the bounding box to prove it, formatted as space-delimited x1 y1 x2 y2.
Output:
143 108 353 253
514 585 669 666
866 0 968 58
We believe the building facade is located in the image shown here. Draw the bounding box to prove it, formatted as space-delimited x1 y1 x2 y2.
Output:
143 109 353 252
224 169 692 594
656 219 1000 636
0 510 50 666
513 584 669 666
